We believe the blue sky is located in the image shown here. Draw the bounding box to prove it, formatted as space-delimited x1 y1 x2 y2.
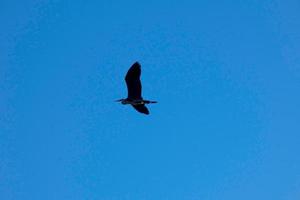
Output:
1 0 300 199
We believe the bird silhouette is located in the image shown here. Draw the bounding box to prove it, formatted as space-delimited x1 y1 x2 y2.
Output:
116 62 157 115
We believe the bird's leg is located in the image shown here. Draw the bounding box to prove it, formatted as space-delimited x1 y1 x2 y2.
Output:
143 100 157 104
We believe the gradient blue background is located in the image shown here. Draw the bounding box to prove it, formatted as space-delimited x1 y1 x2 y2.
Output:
1 0 300 199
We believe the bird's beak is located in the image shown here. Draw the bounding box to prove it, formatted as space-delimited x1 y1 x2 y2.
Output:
115 99 122 102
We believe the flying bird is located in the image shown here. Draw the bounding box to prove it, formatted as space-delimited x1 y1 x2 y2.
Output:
116 62 157 115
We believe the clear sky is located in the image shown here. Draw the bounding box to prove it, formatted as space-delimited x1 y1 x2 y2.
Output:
1 0 300 199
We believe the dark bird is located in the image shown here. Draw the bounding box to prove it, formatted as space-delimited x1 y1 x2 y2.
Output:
116 62 157 115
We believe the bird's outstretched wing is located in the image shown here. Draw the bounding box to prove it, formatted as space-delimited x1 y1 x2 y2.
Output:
125 62 142 100
132 105 149 115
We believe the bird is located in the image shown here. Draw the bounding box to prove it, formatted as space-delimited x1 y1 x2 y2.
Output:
116 62 157 115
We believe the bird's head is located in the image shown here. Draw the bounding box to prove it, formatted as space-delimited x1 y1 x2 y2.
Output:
115 99 127 105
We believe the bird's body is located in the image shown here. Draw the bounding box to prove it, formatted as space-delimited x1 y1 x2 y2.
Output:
116 62 157 115
120 99 157 106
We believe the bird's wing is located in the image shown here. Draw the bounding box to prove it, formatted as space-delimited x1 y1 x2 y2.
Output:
132 105 149 115
125 62 142 99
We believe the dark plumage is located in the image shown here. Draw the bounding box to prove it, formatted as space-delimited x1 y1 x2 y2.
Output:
125 62 142 100
116 62 157 115
132 104 149 115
